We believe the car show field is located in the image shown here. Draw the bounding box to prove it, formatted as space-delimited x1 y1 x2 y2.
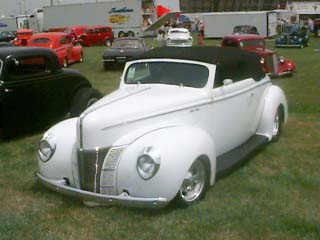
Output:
0 36 319 239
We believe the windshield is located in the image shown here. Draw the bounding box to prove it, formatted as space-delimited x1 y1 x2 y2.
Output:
282 25 296 34
113 39 143 48
125 62 209 88
240 39 265 48
170 30 187 34
32 38 50 44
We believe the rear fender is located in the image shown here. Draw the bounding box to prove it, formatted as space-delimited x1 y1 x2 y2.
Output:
256 85 288 140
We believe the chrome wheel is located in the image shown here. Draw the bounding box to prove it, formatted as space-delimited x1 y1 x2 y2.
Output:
63 58 68 68
272 107 282 142
179 160 206 202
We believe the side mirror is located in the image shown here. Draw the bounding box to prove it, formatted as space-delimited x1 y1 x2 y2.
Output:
223 79 233 86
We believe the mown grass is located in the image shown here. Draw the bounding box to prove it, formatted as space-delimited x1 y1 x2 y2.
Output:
0 37 319 240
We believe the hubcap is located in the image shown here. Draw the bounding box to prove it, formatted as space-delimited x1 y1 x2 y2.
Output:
180 160 206 202
272 110 280 137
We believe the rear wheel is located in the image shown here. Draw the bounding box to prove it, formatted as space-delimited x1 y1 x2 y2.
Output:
127 31 134 37
118 31 126 38
174 159 209 208
271 106 283 142
63 57 68 68
79 52 84 63
70 88 102 117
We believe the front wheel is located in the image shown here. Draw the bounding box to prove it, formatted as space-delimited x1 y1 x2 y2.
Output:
70 88 102 117
174 159 208 208
105 39 112 46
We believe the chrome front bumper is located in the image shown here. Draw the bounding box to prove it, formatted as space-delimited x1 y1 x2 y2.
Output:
35 173 168 208
268 71 293 78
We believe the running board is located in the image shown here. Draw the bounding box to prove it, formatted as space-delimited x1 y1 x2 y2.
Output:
216 135 269 178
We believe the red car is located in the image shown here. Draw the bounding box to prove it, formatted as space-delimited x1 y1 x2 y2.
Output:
79 25 113 46
13 29 33 46
28 32 83 67
221 34 296 77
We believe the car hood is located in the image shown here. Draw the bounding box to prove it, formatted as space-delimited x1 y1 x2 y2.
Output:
79 85 211 148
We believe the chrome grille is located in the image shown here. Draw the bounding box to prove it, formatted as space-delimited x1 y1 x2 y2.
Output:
100 147 124 195
78 147 110 193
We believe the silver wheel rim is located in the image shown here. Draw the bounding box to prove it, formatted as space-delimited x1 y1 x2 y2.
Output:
106 40 111 46
272 110 280 137
80 53 83 62
179 160 206 202
87 98 98 108
63 58 68 68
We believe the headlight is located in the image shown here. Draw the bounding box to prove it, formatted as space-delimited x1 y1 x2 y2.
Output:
279 56 285 64
260 57 265 64
137 147 160 180
38 133 56 162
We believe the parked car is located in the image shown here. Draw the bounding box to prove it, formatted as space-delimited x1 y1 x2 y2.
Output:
222 34 296 77
64 26 88 45
0 30 16 42
233 25 259 35
35 46 287 208
275 24 309 48
313 18 320 37
28 32 83 67
166 28 193 47
102 37 150 70
0 47 102 139
79 26 113 47
13 29 33 46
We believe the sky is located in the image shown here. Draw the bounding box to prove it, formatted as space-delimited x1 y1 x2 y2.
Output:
0 0 103 17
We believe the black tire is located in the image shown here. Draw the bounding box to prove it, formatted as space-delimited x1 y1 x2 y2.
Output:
118 31 126 38
174 158 209 208
63 57 68 68
103 61 109 70
127 31 134 37
271 106 283 142
70 88 102 117
79 52 84 63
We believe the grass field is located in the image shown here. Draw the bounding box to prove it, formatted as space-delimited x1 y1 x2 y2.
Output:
0 37 319 240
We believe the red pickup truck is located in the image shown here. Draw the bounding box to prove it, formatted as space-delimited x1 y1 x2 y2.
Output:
79 26 113 46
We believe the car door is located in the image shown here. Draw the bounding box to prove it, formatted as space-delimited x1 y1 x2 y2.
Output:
1 55 70 138
207 64 265 156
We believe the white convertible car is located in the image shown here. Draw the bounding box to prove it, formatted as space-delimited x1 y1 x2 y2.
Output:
166 28 193 47
36 46 287 208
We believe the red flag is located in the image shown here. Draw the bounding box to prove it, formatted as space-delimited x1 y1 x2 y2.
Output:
156 5 171 18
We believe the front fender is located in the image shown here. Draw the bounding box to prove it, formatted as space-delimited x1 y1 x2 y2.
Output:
256 85 288 140
115 126 216 202
37 118 79 187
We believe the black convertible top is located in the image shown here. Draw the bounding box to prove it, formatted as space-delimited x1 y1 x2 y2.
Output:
0 47 61 69
130 46 265 81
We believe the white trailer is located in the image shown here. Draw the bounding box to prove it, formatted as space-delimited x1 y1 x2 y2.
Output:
0 16 31 31
0 17 19 31
43 0 180 37
203 11 278 38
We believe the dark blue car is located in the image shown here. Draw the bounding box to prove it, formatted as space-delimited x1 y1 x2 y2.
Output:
275 24 309 48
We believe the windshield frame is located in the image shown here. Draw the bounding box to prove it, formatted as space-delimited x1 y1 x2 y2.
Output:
121 59 214 89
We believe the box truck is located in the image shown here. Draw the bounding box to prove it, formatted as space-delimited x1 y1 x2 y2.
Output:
42 0 180 37
203 11 278 38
